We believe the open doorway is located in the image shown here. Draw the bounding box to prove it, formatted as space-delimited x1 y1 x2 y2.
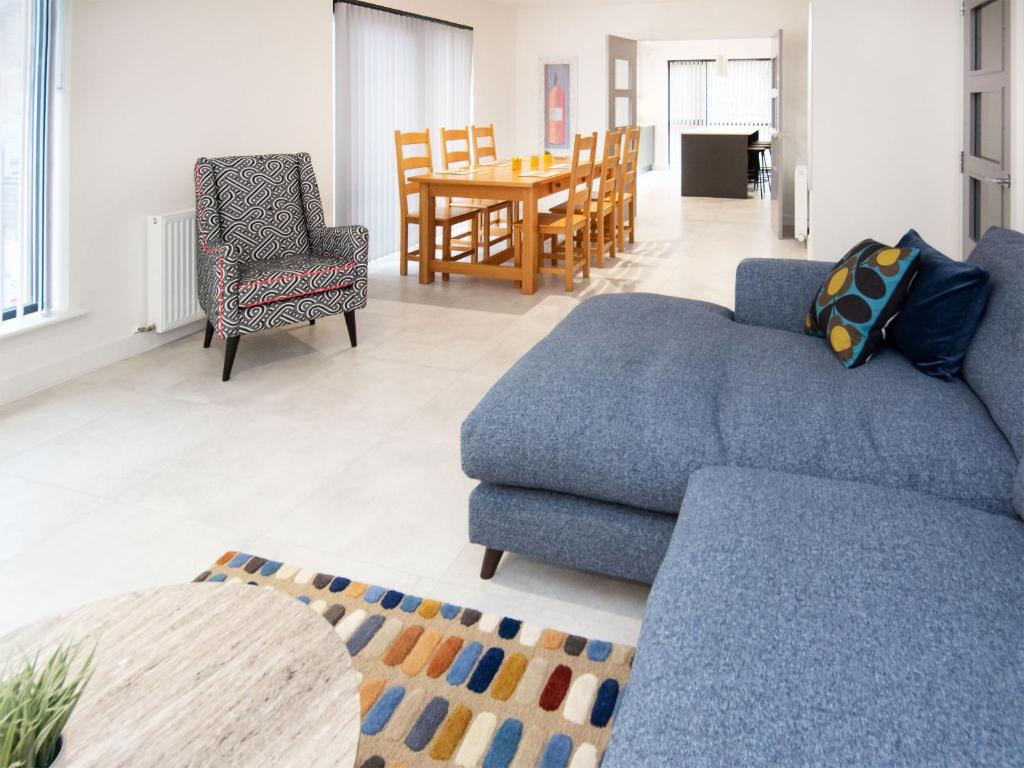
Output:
636 36 786 237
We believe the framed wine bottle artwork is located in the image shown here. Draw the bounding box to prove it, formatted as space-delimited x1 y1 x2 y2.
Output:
539 58 578 151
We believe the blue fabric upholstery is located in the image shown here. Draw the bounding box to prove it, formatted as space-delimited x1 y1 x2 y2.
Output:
890 229 992 381
604 467 1024 768
734 258 834 333
462 293 1017 516
962 227 1024 460
469 483 674 584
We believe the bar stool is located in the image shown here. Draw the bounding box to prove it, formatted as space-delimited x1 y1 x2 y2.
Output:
747 145 771 199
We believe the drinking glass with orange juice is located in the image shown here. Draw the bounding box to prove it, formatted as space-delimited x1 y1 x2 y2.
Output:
511 157 522 173
529 155 540 170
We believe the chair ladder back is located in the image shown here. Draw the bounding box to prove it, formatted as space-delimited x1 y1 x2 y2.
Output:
565 132 598 230
394 128 434 219
471 124 497 164
597 129 623 204
623 127 641 200
441 126 472 170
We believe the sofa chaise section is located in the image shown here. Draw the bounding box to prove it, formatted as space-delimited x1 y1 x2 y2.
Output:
603 466 1024 767
462 292 1016 512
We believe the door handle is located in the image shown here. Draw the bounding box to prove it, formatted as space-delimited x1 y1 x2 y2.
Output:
976 174 1012 187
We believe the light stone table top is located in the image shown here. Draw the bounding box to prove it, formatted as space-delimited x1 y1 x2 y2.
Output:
0 583 360 768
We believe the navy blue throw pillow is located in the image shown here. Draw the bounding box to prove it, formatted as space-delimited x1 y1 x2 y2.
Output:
889 229 991 381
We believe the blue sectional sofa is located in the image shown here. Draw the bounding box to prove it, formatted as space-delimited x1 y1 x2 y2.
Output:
460 227 1024 764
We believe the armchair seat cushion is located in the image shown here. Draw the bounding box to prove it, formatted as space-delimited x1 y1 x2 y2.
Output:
238 253 357 309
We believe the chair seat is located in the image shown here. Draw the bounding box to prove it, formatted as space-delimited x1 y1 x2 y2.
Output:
238 253 357 309
405 204 479 225
537 212 588 233
550 198 616 216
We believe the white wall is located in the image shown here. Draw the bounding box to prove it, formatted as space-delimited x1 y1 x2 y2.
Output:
510 0 809 226
638 37 774 170
0 0 336 404
808 0 962 261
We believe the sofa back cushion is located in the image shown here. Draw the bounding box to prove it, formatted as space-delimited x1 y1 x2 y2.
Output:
889 229 992 381
962 227 1024 462
209 154 311 261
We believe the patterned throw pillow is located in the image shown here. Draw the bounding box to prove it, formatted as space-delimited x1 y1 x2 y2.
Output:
804 239 921 368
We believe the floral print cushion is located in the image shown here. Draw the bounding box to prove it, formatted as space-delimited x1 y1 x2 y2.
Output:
805 239 921 368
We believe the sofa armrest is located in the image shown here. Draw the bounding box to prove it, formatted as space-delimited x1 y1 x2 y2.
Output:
734 258 834 333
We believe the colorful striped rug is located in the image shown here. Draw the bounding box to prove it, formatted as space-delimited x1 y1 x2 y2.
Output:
197 552 634 768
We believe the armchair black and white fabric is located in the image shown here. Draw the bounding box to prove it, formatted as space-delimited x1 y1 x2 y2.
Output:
194 153 368 380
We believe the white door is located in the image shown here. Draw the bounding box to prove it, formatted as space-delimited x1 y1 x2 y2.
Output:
608 35 638 129
770 29 785 239
963 0 1012 256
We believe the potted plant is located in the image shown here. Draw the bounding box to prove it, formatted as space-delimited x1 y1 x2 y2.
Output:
0 640 94 768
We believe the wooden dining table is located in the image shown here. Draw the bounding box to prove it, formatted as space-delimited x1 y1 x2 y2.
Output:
416 159 592 294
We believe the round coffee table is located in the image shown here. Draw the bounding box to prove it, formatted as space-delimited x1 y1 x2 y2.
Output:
0 583 361 767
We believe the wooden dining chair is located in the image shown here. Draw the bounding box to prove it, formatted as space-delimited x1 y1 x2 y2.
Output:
441 126 513 261
470 124 517 254
394 128 478 280
617 127 641 251
471 124 498 164
551 129 622 267
514 132 597 292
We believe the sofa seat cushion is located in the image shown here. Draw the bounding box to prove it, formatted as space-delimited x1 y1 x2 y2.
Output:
603 467 1024 767
461 293 1017 515
238 253 357 309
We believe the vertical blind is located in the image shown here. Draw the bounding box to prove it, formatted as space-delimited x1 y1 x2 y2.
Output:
668 58 772 166
335 3 473 261
0 0 52 323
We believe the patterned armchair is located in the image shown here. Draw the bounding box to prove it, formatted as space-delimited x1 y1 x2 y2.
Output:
194 153 368 380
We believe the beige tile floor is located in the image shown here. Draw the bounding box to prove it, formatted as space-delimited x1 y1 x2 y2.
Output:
0 171 805 643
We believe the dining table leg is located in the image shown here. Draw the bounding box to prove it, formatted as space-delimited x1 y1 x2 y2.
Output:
520 190 538 295
418 180 435 284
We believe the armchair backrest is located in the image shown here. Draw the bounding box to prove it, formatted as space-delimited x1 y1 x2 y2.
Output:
194 153 325 261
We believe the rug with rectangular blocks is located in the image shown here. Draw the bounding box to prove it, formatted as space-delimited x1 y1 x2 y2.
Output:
196 551 635 768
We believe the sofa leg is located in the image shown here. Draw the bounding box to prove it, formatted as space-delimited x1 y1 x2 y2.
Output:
480 547 504 580
222 336 240 382
309 318 316 326
203 320 214 349
344 310 357 348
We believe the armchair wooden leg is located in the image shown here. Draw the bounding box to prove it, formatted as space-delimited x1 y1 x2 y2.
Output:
344 310 357 348
203 320 214 348
222 336 240 382
480 547 504 580
309 319 316 326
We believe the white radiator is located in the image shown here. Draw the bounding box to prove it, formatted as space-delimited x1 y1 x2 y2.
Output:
794 165 809 243
147 211 204 332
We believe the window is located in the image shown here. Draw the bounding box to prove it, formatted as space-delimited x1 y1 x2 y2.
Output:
1 0 53 324
668 58 772 166
334 2 473 261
